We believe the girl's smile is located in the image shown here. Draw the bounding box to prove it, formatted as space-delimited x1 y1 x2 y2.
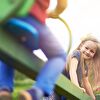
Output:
80 40 97 59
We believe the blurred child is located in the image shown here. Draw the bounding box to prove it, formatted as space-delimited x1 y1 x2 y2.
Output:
0 0 67 100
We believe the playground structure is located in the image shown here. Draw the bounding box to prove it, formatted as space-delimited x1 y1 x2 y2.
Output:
0 0 99 99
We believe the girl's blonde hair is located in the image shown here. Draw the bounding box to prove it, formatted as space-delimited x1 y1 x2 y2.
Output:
76 34 100 90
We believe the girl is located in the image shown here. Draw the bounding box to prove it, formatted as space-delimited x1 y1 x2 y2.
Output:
66 34 100 100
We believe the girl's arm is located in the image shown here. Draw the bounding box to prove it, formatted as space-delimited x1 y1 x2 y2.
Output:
83 77 96 100
69 58 80 87
68 57 86 92
47 0 67 18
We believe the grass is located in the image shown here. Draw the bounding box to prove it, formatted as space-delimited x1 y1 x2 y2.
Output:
13 79 34 100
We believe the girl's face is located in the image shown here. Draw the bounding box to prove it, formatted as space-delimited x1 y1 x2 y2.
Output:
80 40 97 60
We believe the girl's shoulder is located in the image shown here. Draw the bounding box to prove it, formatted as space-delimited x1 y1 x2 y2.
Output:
66 50 81 69
71 50 81 61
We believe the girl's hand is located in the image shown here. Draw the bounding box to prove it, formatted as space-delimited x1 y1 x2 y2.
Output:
91 95 96 100
79 87 95 100
79 87 86 93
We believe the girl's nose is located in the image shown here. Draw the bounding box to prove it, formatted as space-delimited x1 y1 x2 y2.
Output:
86 49 90 54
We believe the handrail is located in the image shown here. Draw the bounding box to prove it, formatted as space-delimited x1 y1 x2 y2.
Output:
58 16 72 54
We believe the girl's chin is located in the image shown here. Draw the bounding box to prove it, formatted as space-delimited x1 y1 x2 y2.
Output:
83 55 90 60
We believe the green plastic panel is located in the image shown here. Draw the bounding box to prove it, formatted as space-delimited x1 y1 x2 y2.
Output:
0 0 24 23
17 0 34 16
0 28 43 79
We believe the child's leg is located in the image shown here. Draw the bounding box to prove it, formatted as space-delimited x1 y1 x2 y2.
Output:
34 24 66 96
16 16 66 99
19 16 66 96
0 60 14 92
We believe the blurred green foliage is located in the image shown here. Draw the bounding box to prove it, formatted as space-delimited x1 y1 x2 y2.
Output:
15 70 29 80
13 70 34 100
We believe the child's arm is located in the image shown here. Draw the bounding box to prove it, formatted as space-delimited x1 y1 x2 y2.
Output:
83 77 96 100
68 57 86 92
47 0 67 18
69 58 80 87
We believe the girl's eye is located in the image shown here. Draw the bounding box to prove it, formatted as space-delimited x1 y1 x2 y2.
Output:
90 50 94 53
85 47 88 49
